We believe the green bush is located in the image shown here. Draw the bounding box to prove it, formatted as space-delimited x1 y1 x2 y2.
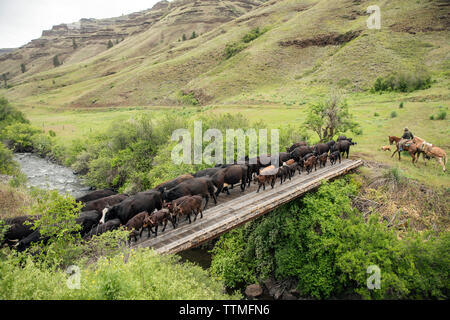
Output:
178 92 199 106
2 123 42 152
224 42 248 60
210 178 449 299
0 248 240 300
372 71 432 93
390 111 397 118
436 111 446 120
26 189 84 268
0 97 28 132
0 143 18 175
224 27 268 60
241 27 267 43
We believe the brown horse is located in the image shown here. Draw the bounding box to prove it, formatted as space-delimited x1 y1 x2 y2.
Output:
413 137 447 172
388 136 419 165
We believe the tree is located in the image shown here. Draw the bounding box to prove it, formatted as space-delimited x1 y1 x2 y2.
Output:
107 40 114 49
53 55 61 67
21 63 26 73
190 31 197 39
304 92 361 142
182 34 187 41
72 39 78 50
1 73 9 88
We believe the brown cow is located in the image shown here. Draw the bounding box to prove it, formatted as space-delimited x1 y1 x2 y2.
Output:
143 209 175 238
318 153 328 168
304 156 318 174
173 195 204 225
254 166 278 193
124 211 150 242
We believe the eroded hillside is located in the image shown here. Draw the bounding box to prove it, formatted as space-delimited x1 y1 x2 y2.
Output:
1 0 448 108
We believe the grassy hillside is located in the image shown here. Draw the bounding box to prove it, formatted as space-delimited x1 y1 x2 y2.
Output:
1 0 448 108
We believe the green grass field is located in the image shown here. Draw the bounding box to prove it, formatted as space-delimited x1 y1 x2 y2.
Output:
14 83 449 187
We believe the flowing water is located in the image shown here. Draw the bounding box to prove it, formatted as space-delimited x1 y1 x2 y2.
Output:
13 153 91 199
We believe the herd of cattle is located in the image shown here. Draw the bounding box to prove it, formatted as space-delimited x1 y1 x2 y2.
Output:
1 136 356 251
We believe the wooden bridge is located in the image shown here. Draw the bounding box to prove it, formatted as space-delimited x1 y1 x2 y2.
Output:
133 159 363 254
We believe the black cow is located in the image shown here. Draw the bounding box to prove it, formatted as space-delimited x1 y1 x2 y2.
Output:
194 168 222 178
101 191 163 225
278 152 291 164
84 219 122 239
163 178 217 210
1 215 39 247
82 194 128 213
76 189 117 204
76 210 102 236
334 140 356 159
15 228 48 252
286 142 308 153
290 146 314 162
330 151 342 165
154 174 194 193
211 165 248 196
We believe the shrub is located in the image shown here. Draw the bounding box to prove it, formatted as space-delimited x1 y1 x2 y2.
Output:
53 55 61 67
0 248 240 300
0 97 28 132
241 27 266 43
372 71 432 93
399 102 404 109
374 112 380 117
436 111 446 120
390 111 397 118
31 133 53 157
224 27 268 60
0 143 18 175
224 42 247 60
26 189 84 268
1 123 42 152
210 178 449 299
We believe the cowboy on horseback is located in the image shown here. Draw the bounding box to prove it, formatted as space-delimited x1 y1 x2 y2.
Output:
399 128 414 152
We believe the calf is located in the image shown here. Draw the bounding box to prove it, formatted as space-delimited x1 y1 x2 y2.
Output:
143 209 175 238
173 195 204 225
254 166 278 193
124 211 150 242
287 161 301 178
277 165 291 184
304 156 318 174
329 151 341 165
381 146 391 152
318 153 328 168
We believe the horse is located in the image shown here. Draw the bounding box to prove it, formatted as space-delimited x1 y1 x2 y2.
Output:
413 137 447 172
388 136 419 165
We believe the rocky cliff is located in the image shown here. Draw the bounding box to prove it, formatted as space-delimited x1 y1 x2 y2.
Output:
0 0 263 82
